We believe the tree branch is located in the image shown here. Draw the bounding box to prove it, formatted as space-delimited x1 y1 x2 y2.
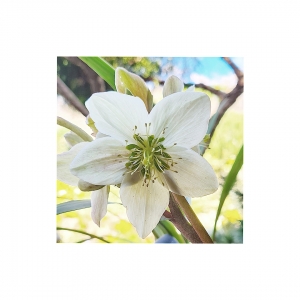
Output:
64 56 106 93
200 57 244 155
194 83 226 98
206 84 244 140
222 57 244 82
57 76 89 117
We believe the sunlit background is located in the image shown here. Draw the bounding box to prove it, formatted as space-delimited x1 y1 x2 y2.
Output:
57 57 243 243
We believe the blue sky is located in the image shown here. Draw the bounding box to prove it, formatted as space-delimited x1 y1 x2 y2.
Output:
156 57 243 83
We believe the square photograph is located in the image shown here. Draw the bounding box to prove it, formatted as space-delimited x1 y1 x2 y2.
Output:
57 57 243 244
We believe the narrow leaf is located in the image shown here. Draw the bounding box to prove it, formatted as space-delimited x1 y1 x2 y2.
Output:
79 57 116 90
152 223 168 239
57 200 91 214
213 145 243 240
57 200 122 215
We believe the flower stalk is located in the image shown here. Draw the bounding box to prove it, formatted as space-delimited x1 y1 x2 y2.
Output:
168 195 202 243
170 192 213 243
57 116 93 142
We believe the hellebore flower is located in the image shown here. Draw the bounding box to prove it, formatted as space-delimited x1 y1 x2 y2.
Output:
70 90 218 238
57 132 109 227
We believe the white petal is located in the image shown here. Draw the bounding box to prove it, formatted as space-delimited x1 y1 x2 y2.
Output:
57 142 89 186
149 92 211 148
120 172 170 238
163 75 184 97
96 132 108 139
162 148 218 197
186 85 195 92
85 92 149 144
70 137 129 185
91 187 109 226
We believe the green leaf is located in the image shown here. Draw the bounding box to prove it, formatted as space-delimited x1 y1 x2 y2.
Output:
79 57 116 90
159 220 186 243
57 200 122 215
57 200 91 214
212 145 244 240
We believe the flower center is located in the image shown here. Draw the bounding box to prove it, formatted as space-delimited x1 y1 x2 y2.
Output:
125 123 176 186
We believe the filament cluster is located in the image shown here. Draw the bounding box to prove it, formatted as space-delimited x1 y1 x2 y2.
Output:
125 123 177 186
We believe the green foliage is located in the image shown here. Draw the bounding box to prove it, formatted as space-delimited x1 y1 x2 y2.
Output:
159 220 186 243
214 221 243 244
57 57 92 103
57 200 91 215
212 145 243 240
57 57 161 105
193 111 243 243
103 57 160 80
79 57 116 90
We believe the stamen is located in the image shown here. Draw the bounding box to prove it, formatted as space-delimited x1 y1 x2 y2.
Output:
126 125 175 186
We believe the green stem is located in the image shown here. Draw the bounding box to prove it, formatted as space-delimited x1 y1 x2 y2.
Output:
56 227 109 243
57 116 93 142
171 193 213 243
159 220 186 244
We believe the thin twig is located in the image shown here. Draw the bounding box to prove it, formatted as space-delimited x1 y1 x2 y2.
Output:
57 76 89 117
222 57 244 82
57 227 110 243
195 83 226 98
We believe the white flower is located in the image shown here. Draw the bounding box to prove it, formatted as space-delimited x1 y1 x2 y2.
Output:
57 134 109 227
69 87 218 238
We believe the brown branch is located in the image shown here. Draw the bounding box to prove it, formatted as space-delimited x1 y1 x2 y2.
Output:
163 210 172 219
64 56 106 93
201 57 244 155
171 193 213 243
194 83 226 99
208 85 244 139
222 57 244 82
168 194 202 243
57 76 89 117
